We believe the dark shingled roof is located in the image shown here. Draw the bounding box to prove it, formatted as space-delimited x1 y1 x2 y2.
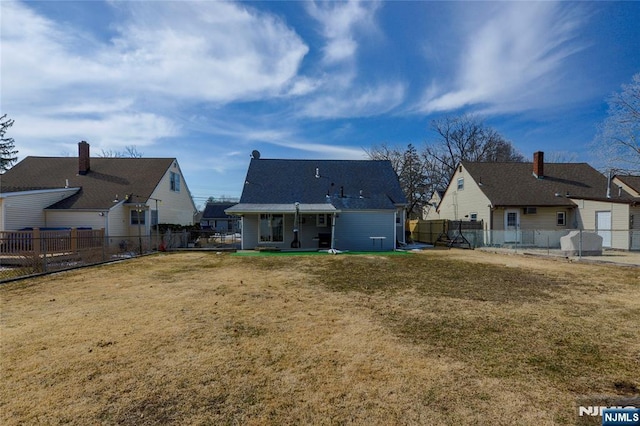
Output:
1 156 175 209
202 203 237 219
615 175 640 195
462 161 637 206
237 159 407 210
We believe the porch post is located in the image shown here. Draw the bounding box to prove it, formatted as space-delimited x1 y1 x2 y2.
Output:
330 213 336 250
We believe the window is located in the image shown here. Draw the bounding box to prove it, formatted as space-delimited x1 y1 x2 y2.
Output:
131 209 146 225
170 171 181 192
317 214 328 227
151 209 158 226
457 178 464 190
557 211 566 226
507 212 517 227
469 213 478 222
259 214 284 242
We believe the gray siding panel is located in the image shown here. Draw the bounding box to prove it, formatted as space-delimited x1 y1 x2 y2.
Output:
334 211 395 251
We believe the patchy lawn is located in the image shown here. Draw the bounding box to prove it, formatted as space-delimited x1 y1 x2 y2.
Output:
1 250 638 425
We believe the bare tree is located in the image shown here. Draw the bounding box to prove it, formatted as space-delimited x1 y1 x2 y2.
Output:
366 115 523 219
366 144 431 219
0 114 18 173
593 72 640 173
425 114 524 189
99 145 144 158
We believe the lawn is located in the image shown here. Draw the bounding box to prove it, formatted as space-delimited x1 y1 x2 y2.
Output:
1 250 638 425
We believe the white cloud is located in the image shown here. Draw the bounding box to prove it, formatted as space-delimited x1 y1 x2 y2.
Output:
106 1 309 102
295 1 404 118
420 2 589 114
0 0 311 161
12 112 179 158
300 83 406 119
306 0 380 65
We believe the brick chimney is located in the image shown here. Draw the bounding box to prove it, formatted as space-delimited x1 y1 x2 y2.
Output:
533 151 544 179
78 141 90 175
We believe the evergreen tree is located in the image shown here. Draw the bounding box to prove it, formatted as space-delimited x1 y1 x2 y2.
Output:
0 114 18 173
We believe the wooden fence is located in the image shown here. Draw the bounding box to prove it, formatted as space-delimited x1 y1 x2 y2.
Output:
0 228 105 256
408 219 484 245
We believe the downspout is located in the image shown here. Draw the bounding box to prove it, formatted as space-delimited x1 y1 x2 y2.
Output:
240 216 245 250
330 212 336 250
393 210 397 250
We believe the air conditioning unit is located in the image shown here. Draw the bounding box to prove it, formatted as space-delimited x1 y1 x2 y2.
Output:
523 207 537 215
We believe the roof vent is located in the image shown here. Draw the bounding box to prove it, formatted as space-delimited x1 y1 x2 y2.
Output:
315 167 320 179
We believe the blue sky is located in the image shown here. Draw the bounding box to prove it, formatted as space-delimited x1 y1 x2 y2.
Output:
1 1 639 206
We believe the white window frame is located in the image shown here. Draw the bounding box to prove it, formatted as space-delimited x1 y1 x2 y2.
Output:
556 211 566 226
259 214 284 243
131 209 146 225
317 214 328 227
457 177 464 191
170 171 181 192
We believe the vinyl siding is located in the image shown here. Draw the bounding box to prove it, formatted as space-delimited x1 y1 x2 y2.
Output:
518 207 573 229
150 162 196 226
45 211 106 230
437 166 491 229
241 211 397 251
631 206 640 250
0 189 79 230
334 211 395 251
241 215 260 250
575 199 630 249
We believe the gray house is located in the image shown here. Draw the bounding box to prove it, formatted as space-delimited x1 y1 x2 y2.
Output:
226 157 407 251
200 202 240 233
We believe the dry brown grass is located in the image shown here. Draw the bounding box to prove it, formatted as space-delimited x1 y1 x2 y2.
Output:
1 250 638 425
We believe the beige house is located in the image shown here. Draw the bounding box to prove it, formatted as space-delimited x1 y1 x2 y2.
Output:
423 190 444 220
436 152 640 250
0 142 196 245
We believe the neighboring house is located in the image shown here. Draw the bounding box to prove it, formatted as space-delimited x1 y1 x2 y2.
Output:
0 141 196 245
614 175 640 197
436 152 640 250
226 156 407 251
423 190 444 220
200 202 240 233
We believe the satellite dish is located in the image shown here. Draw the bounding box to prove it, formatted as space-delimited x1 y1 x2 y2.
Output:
251 150 261 159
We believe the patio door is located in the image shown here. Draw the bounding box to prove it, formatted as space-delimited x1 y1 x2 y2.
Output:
504 209 520 243
596 211 612 248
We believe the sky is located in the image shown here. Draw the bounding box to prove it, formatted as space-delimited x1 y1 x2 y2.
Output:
1 0 639 206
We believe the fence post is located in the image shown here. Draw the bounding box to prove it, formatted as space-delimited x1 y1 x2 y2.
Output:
33 228 41 257
71 228 78 252
579 229 583 260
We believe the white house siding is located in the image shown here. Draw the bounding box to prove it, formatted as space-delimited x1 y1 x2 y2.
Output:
437 166 492 228
240 215 260 250
0 189 79 231
574 199 630 250
334 211 396 251
150 162 196 226
630 206 640 250
45 211 106 230
107 206 128 238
